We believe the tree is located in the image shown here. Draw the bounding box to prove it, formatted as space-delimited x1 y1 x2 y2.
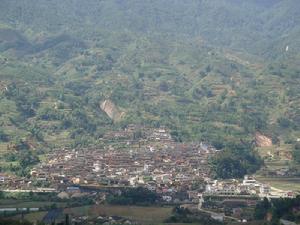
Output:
254 197 270 220
159 81 169 92
293 143 300 163
107 187 157 205
211 142 263 179
277 117 292 129
0 191 4 199
19 152 40 169
0 129 8 142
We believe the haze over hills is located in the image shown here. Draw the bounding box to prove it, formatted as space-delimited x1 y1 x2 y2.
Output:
0 0 299 176
1 0 300 58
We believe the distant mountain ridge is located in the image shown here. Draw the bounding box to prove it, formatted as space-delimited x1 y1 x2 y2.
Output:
0 0 299 60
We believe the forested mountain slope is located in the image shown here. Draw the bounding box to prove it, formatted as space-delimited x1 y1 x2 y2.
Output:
1 0 299 58
0 1 299 175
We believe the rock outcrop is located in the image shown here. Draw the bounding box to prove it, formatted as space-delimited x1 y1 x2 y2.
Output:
100 100 125 122
255 132 272 147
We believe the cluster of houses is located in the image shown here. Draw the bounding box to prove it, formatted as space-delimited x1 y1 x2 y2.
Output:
102 125 172 140
101 125 176 150
27 143 215 201
0 173 30 190
71 215 136 225
0 125 297 208
41 208 137 225
204 175 295 199
1 126 218 202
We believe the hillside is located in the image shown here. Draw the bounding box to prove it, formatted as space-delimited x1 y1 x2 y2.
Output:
0 0 299 176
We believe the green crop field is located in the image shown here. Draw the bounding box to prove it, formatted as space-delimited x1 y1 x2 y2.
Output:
0 200 66 208
65 205 173 224
10 211 47 222
256 177 300 192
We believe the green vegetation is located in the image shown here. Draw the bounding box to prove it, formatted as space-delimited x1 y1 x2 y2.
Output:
2 150 40 176
211 142 263 178
165 206 223 225
0 191 96 210
254 196 300 224
256 177 300 192
0 1 299 178
293 142 300 163
254 198 271 221
107 187 157 205
0 220 35 225
66 205 173 224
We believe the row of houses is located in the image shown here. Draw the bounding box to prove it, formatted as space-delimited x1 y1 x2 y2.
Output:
204 175 295 199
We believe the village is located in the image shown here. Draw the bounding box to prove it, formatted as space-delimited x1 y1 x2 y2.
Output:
1 126 212 195
0 125 296 203
0 125 299 224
